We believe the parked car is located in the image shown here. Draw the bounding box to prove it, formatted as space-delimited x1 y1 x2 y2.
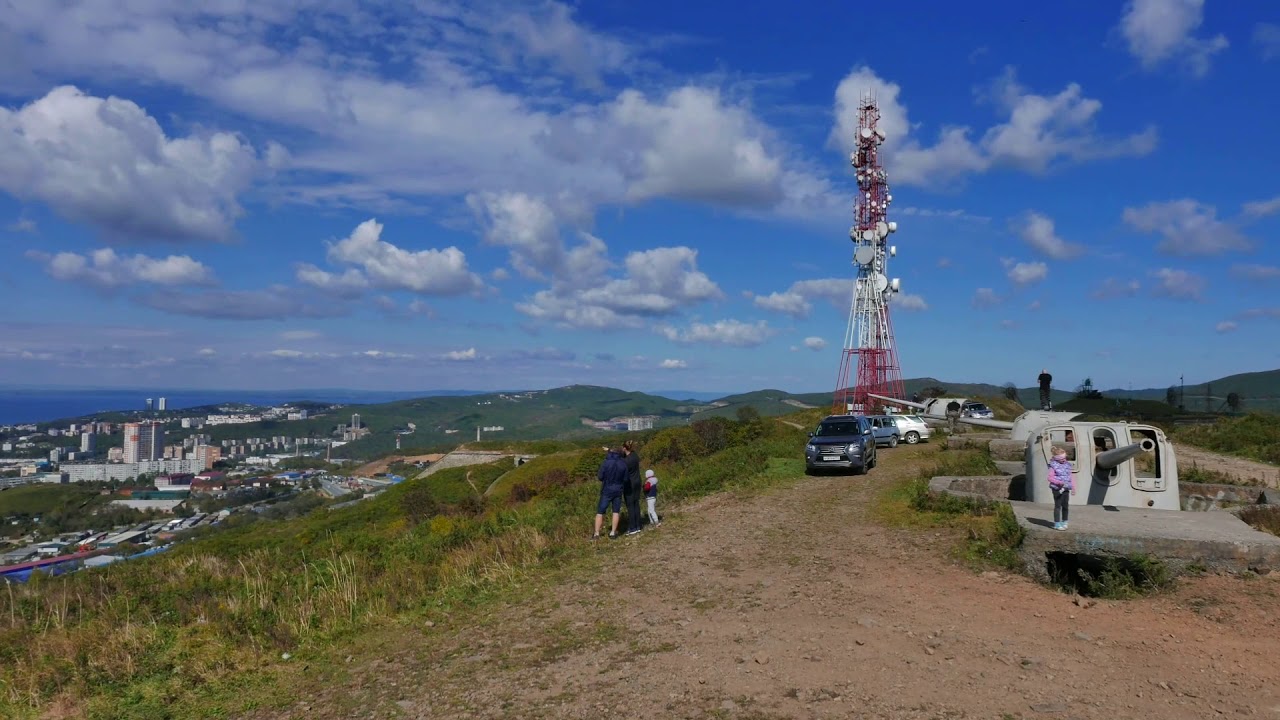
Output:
804 415 878 475
961 402 994 419
871 415 932 445
868 416 901 448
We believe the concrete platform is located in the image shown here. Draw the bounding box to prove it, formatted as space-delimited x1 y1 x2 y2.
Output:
1010 500 1280 581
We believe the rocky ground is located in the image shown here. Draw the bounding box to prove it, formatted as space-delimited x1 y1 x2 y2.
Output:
258 443 1280 720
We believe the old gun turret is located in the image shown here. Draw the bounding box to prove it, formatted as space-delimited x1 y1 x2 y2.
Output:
1095 438 1155 470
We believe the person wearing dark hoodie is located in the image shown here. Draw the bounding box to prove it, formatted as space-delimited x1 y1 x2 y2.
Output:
621 439 643 536
594 447 628 540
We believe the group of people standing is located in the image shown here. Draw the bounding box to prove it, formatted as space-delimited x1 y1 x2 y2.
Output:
593 439 661 540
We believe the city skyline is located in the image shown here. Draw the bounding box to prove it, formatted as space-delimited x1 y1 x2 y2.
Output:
1 1 1278 394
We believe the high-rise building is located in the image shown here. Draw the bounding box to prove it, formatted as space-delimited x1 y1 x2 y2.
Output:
196 444 222 470
80 432 96 454
158 397 167 411
145 398 154 412
122 422 164 463
351 413 361 429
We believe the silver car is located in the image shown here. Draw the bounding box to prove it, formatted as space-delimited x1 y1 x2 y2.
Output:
880 414 931 444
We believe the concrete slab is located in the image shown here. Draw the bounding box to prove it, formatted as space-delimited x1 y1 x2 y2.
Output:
1010 500 1280 581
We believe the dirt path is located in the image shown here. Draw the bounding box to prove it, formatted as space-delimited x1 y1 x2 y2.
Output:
1175 443 1280 487
266 445 1280 719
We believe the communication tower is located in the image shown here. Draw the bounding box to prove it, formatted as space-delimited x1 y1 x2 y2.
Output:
833 94 905 415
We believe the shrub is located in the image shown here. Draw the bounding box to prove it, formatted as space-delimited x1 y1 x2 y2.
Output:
400 482 439 526
509 483 537 503
644 427 707 464
1239 506 1280 537
690 417 733 453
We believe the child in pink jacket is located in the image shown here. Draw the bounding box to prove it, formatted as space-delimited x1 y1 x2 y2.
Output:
1048 445 1075 530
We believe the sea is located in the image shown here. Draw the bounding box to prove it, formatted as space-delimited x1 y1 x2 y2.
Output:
0 388 478 425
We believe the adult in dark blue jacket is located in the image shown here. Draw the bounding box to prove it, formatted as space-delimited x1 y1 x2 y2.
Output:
594 448 627 539
621 439 643 535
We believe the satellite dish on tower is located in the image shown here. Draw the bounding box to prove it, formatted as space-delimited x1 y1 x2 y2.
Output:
860 128 873 140
873 273 889 293
875 221 889 240
854 246 875 265
888 221 898 233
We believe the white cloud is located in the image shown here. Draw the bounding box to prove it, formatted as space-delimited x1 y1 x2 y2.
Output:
1027 300 1042 311
7 218 36 233
972 288 1001 309
1257 23 1280 61
1122 199 1250 255
893 293 928 311
443 348 478 361
658 319 773 347
27 248 215 289
829 66 1156 189
1231 264 1280 281
1242 195 1280 218
0 3 845 225
659 358 687 369
753 291 810 318
803 336 826 351
517 245 722 329
294 264 369 298
1215 321 1237 333
1240 308 1280 321
318 219 486 296
1120 0 1228 77
466 191 605 282
1092 278 1142 300
280 330 320 341
1007 261 1048 286
1012 212 1083 259
1150 268 1205 301
753 277 853 318
0 86 258 242
360 349 414 360
197 347 216 356
896 207 991 223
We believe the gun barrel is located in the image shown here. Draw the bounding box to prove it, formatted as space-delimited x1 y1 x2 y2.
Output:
1095 439 1155 470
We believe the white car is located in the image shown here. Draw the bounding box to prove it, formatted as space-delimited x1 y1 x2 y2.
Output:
874 414 932 444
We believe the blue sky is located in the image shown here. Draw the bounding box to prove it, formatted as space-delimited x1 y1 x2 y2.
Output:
0 0 1277 395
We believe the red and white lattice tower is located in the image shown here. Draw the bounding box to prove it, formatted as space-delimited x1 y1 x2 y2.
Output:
832 95 905 415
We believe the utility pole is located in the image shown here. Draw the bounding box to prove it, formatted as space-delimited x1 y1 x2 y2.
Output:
1179 374 1185 411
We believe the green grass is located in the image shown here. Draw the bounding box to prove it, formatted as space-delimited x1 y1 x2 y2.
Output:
873 448 1022 570
1171 413 1280 465
0 415 812 719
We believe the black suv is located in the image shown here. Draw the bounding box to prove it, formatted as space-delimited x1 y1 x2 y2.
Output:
804 414 878 475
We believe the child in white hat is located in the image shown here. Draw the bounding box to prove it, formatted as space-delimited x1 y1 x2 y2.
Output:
643 468 661 527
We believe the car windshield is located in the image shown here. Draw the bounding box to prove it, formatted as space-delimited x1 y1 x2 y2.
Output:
965 404 990 412
815 422 860 436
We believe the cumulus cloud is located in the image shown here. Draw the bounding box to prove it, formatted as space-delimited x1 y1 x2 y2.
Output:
659 358 687 369
1231 264 1280 281
7 218 36 233
517 245 722 329
658 319 773 347
0 3 846 225
893 293 928 311
1120 0 1228 77
0 86 258 242
1257 23 1280 61
1215 321 1237 333
971 288 1001 309
443 348 478 361
1007 261 1048 286
1150 268 1205 301
197 347 216 356
1243 195 1280 218
753 277 853 318
27 248 215 289
1012 212 1083 259
293 219 486 300
803 336 826 351
1122 199 1250 255
829 66 1156 188
1092 278 1142 300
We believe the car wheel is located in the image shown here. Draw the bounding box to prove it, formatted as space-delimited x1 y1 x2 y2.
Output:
887 434 899 448
868 452 877 469
904 431 920 444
